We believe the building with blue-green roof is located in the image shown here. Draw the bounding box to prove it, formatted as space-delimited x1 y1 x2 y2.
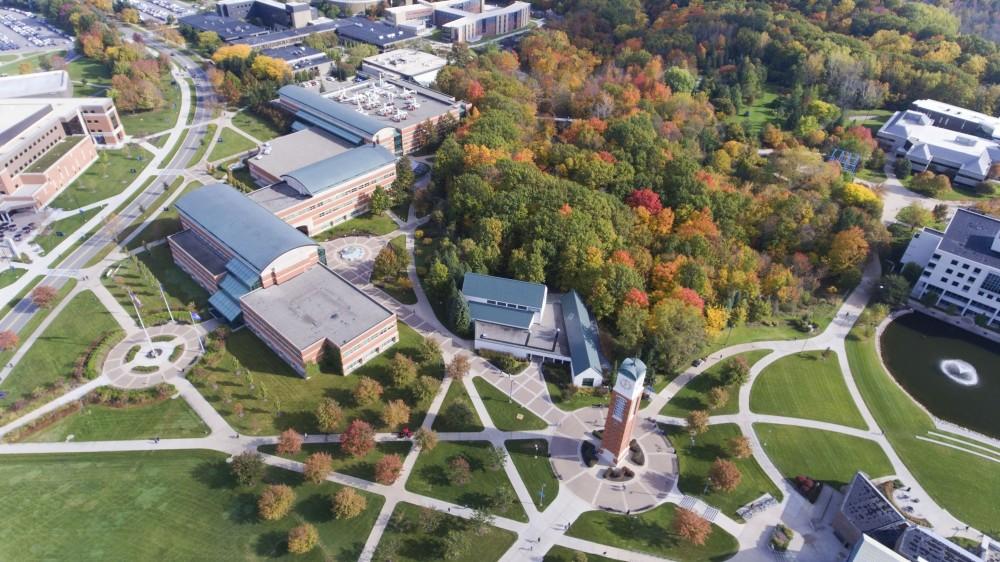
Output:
168 183 398 375
462 272 606 386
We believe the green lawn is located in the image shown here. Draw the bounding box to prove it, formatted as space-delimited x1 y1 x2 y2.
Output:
26 135 86 173
754 423 893 488
21 396 209 442
103 244 210 326
0 268 26 289
314 212 398 241
544 546 621 562
192 322 442 435
209 127 258 162
0 50 65 74
374 501 516 562
259 441 412 482
182 123 218 167
49 145 153 210
0 290 120 412
0 278 75 376
34 206 103 254
661 350 771 418
124 179 199 250
119 75 183 138
845 320 1000 535
233 110 286 141
473 377 547 431
432 379 484 432
373 235 418 304
66 57 111 85
406 440 528 522
725 86 781 135
664 424 782 519
750 351 867 429
0 450 384 561
567 503 738 561
542 363 608 411
704 298 842 353
844 108 894 135
506 439 558 510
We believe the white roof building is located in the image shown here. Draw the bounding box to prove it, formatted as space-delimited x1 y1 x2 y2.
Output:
877 108 1000 187
361 49 447 87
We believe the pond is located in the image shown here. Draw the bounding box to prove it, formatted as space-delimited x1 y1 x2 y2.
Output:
880 313 1000 438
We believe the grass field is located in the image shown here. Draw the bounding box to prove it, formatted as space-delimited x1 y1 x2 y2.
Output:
473 377 547 431
117 176 185 247
845 320 1000 535
49 145 153 210
750 351 867 429
0 268 26 289
725 86 781 135
22 396 208 442
0 279 76 384
0 50 65 74
66 57 111 85
505 439 558 510
314 213 398 241
192 323 441 435
34 206 103 254
373 235 418 305
567 502 738 561
661 350 771 418
124 180 199 249
664 424 782 519
0 450 384 560
0 290 118 412
407 440 528 521
103 244 210 326
374 501 516 561
209 127 258 162
543 363 607 411
183 123 218 166
119 75 182 138
544 546 621 562
233 110 286 141
845 109 894 135
754 424 893 488
704 298 842 353
432 380 485 432
259 441 412 482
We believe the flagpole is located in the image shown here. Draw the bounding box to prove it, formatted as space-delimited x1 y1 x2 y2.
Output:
157 282 174 322
129 290 154 348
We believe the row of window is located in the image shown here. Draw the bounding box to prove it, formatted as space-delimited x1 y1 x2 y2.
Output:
343 324 395 356
485 299 531 311
4 126 61 174
285 176 388 221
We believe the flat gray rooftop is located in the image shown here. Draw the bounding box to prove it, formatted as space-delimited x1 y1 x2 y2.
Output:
249 126 352 183
474 297 569 358
940 208 1000 270
240 264 394 349
169 229 227 276
246 181 307 213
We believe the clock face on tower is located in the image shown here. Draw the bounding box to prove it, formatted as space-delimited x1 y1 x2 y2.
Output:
619 377 633 392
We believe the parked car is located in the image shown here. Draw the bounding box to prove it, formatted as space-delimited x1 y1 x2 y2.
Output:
691 358 705 367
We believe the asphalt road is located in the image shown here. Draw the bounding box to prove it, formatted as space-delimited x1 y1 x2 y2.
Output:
0 31 214 336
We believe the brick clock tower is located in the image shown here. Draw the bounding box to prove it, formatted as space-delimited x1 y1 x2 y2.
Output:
600 358 647 465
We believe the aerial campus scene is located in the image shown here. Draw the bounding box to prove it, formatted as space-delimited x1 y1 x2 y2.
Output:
0 0 998 560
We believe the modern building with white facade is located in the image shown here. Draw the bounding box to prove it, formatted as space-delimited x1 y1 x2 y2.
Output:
901 208 1000 329
386 0 531 43
462 272 605 386
361 49 447 87
877 100 1000 188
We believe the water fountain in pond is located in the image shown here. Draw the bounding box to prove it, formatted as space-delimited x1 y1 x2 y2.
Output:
938 359 979 387
339 246 365 262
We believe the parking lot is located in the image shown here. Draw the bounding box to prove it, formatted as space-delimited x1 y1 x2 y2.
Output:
132 0 195 24
0 8 72 52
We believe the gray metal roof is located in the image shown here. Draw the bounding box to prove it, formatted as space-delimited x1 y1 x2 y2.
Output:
561 290 602 377
617 357 646 382
462 272 546 310
179 14 266 41
279 85 389 137
240 264 394 349
468 301 534 329
282 145 395 196
175 183 317 273
168 229 227 276
335 17 417 48
938 208 1000 270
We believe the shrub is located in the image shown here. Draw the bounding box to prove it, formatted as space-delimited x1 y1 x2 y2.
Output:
708 458 742 492
686 410 710 435
446 354 470 381
315 398 343 433
353 376 384 406
332 487 367 519
287 523 319 554
341 419 376 457
893 157 911 179
414 428 439 451
673 507 712 546
381 399 411 429
389 353 418 387
374 453 404 484
258 484 295 521
30 285 58 308
447 455 471 486
303 452 333 484
479 350 526 374
230 451 265 486
770 524 794 552
277 428 303 455
581 441 599 467
410 375 439 402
